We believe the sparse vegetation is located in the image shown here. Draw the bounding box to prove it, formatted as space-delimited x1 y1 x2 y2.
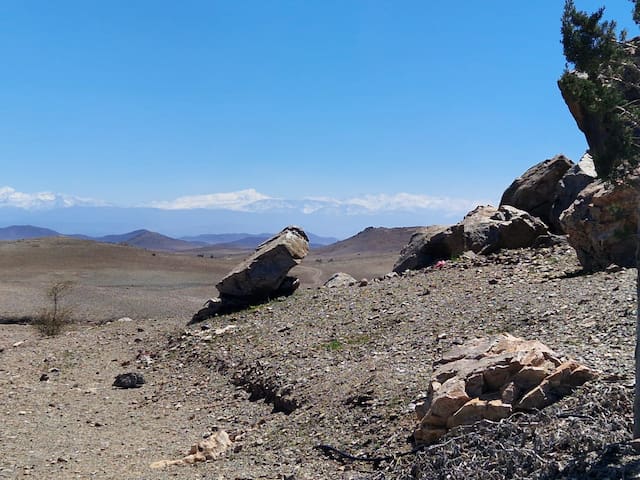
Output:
32 281 74 336
325 339 343 351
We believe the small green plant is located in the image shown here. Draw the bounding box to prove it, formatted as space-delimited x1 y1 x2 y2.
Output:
325 339 343 351
33 281 74 336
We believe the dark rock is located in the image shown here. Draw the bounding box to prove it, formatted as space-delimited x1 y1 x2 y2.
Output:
500 155 573 232
113 372 145 389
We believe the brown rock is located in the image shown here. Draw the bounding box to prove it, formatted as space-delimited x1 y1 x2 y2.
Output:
150 429 232 469
414 334 596 443
447 398 512 428
419 378 470 428
560 173 639 270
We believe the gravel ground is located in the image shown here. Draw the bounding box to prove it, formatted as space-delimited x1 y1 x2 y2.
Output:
0 243 638 479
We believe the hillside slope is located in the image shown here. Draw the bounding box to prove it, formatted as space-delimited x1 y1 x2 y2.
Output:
0 244 636 479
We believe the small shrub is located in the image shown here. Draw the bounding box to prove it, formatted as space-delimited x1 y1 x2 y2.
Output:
325 339 343 351
33 281 74 336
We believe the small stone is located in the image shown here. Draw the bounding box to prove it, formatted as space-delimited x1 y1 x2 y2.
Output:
39 374 49 382
113 372 145 389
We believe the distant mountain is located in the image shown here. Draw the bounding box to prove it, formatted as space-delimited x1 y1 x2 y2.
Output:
181 233 269 245
0 204 457 240
182 231 339 248
0 224 338 252
94 229 202 252
314 226 427 257
0 225 61 241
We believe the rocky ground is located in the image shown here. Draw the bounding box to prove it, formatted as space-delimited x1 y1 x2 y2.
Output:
0 243 638 479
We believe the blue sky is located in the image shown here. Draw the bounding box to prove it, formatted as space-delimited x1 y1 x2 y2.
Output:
1 1 638 237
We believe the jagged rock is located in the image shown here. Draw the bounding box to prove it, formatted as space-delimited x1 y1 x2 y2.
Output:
113 372 145 389
500 155 573 232
551 153 598 230
413 334 596 444
216 226 309 300
560 171 639 270
323 272 357 288
393 206 548 272
150 429 231 468
190 226 309 323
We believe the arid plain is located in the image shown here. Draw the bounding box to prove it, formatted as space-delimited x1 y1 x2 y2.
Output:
0 231 638 479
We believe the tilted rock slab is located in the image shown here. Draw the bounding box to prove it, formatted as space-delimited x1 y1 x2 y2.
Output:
394 205 548 272
414 333 596 443
190 226 309 323
217 225 309 300
560 170 639 271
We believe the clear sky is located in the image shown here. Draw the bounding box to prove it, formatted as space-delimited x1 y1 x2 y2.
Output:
1 1 638 237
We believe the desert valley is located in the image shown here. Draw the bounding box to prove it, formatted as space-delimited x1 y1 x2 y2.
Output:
1 151 639 479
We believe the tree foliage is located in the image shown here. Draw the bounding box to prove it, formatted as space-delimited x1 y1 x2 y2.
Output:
560 0 640 177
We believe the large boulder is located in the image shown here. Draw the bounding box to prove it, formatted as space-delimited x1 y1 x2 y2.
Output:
190 226 309 323
216 226 309 300
500 155 573 232
560 171 639 270
413 334 596 443
393 205 548 272
551 153 598 228
392 226 448 273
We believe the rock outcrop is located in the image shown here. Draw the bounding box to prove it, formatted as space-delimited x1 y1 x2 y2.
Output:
393 206 548 272
500 155 573 232
323 272 357 288
190 226 309 323
551 153 598 228
414 334 597 443
556 38 639 270
560 171 639 270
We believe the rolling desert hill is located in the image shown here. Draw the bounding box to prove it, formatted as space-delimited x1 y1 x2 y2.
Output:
0 224 339 252
0 228 410 324
0 242 636 479
0 224 61 241
0 237 246 323
94 229 204 252
312 226 425 256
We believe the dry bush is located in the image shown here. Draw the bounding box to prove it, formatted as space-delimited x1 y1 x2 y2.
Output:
33 281 74 336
